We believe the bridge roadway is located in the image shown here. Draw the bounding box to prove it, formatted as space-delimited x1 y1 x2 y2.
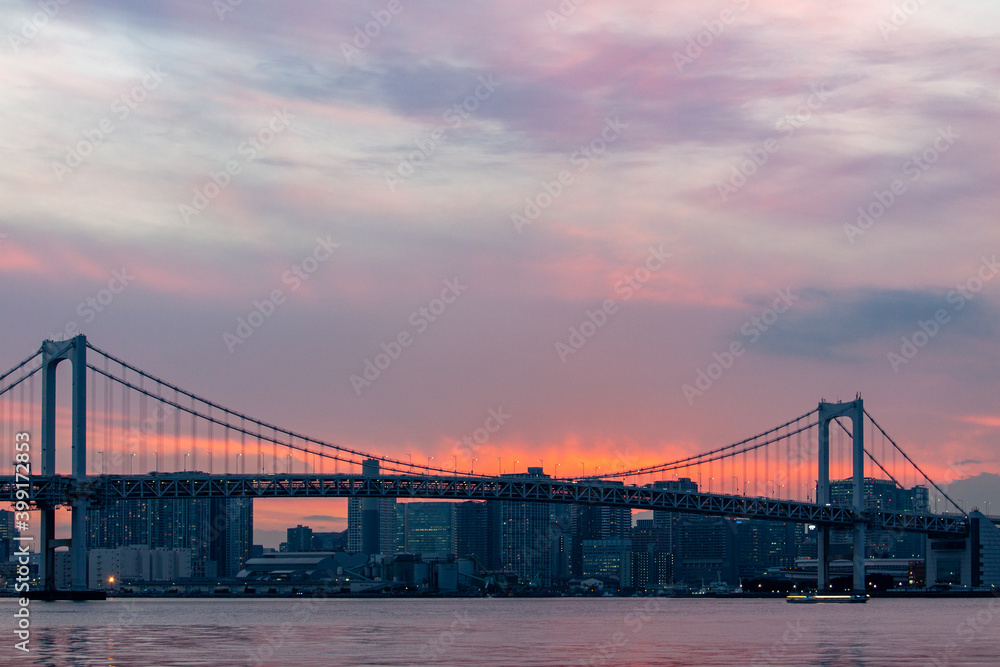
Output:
0 473 970 536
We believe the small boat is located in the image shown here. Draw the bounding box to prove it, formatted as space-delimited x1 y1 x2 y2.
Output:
787 593 867 604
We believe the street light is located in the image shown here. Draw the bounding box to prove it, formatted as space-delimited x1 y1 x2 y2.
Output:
472 458 478 475
130 452 135 475
184 453 190 471
452 454 457 474
237 453 243 475
153 451 158 472
496 457 501 475
97 450 103 475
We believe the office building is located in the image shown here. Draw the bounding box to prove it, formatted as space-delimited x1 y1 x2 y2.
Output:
87 496 252 578
286 525 314 552
399 502 454 555
582 538 632 588
570 495 631 577
734 519 799 579
651 477 699 554
453 501 490 566
494 467 560 586
828 478 928 558
631 518 673 587
673 515 738 585
347 459 397 555
0 509 16 563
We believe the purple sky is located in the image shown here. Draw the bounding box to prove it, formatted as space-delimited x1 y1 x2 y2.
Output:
2 1 999 542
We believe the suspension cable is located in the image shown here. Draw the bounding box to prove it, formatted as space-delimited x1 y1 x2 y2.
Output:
864 409 965 516
85 343 470 478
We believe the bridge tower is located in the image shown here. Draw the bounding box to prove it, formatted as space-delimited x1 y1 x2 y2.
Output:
816 397 865 593
39 334 89 593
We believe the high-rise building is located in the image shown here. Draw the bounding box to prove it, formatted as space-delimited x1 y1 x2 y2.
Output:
631 518 673 587
494 467 560 586
87 496 252 578
570 497 631 577
86 499 151 549
399 502 454 554
828 478 928 558
673 515 738 585
0 509 17 563
453 501 490 566
632 546 672 590
347 459 397 555
651 478 699 554
734 519 799 579
286 525 314 552
582 538 632 588
211 497 253 577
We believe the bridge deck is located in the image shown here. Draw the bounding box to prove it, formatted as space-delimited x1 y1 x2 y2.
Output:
0 473 970 535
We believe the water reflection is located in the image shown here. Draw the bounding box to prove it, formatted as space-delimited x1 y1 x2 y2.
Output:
5 598 998 666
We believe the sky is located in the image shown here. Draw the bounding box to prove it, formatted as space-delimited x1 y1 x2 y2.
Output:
1 1 999 546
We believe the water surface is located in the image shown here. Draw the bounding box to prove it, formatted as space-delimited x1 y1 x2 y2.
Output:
3 597 999 666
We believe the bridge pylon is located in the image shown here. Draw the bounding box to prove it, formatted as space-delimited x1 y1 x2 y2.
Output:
816 397 865 593
39 334 89 593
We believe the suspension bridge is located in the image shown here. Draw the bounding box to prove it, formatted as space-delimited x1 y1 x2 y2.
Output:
0 335 990 596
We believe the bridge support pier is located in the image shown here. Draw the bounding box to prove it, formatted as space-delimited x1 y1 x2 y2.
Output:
817 398 866 594
39 335 89 594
